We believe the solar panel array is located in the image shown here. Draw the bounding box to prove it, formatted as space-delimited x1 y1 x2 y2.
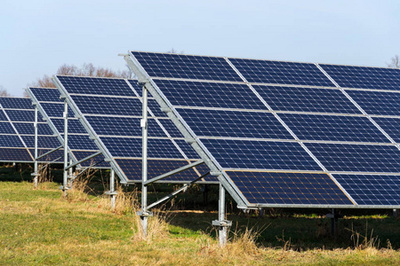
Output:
0 97 63 163
128 51 400 208
53 76 214 184
27 87 109 168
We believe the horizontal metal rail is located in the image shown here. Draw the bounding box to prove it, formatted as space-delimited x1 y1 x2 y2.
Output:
147 172 210 210
144 160 204 185
65 151 102 170
36 145 63 160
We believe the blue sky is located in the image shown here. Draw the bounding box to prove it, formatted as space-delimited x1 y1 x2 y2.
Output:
1 0 399 96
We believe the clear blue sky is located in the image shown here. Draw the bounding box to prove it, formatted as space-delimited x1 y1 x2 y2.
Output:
1 0 399 96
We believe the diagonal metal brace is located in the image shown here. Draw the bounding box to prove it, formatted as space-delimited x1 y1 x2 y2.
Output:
143 160 204 186
65 151 102 170
36 145 63 160
146 171 210 210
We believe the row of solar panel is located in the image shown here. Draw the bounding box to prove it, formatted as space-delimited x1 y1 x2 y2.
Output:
54 75 217 183
129 51 400 206
132 51 400 91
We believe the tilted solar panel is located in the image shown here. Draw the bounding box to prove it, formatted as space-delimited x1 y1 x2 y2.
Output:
27 87 108 168
0 97 63 163
127 51 400 208
53 76 215 184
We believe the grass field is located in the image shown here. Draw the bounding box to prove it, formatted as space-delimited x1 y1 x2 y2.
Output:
1 166 400 264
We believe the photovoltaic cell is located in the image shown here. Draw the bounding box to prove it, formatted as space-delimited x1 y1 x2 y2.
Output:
177 108 293 139
320 64 400 90
279 113 389 143
253 85 361 114
51 118 88 134
306 143 400 173
116 159 214 182
227 171 351 205
0 148 32 162
230 58 335 86
0 112 7 121
100 137 183 158
201 139 321 170
40 103 73 117
333 174 400 205
70 95 142 116
6 110 37 122
0 122 17 134
0 135 25 147
13 123 54 135
0 98 32 109
132 51 242 82
30 88 62 102
57 76 135 96
86 116 180 138
373 117 400 143
22 136 60 149
346 90 400 116
64 134 99 150
154 79 266 110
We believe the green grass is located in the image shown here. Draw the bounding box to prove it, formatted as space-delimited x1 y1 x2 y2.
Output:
1 181 400 265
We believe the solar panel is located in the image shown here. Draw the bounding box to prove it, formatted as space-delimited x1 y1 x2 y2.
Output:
230 58 335 87
27 87 109 169
253 85 361 114
0 97 63 163
128 51 400 208
54 75 215 184
320 64 400 90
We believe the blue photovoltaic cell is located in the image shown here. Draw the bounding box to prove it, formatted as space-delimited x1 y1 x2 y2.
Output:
157 119 183 138
306 143 400 173
57 76 136 96
0 122 17 134
5 110 36 122
373 117 400 143
227 171 352 205
100 137 183 158
85 116 179 138
30 88 62 102
334 174 400 206
0 111 7 121
173 139 201 159
41 103 74 118
22 136 60 149
148 99 168 117
128 80 144 96
0 98 32 109
177 108 293 140
253 85 360 114
346 90 400 116
70 95 142 116
0 148 32 162
0 135 25 147
154 79 266 110
64 134 98 150
320 64 400 90
116 159 215 182
230 58 334 87
51 118 88 134
13 122 54 135
280 113 389 143
201 139 321 170
132 51 242 82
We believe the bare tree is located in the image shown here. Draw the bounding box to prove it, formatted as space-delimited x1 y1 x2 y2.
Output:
30 63 132 88
0 86 10 97
167 48 184 54
388 55 400 68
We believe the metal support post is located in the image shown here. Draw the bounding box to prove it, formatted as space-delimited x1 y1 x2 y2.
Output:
393 209 398 218
137 85 152 237
212 184 232 247
62 101 69 197
33 106 39 188
110 169 116 210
